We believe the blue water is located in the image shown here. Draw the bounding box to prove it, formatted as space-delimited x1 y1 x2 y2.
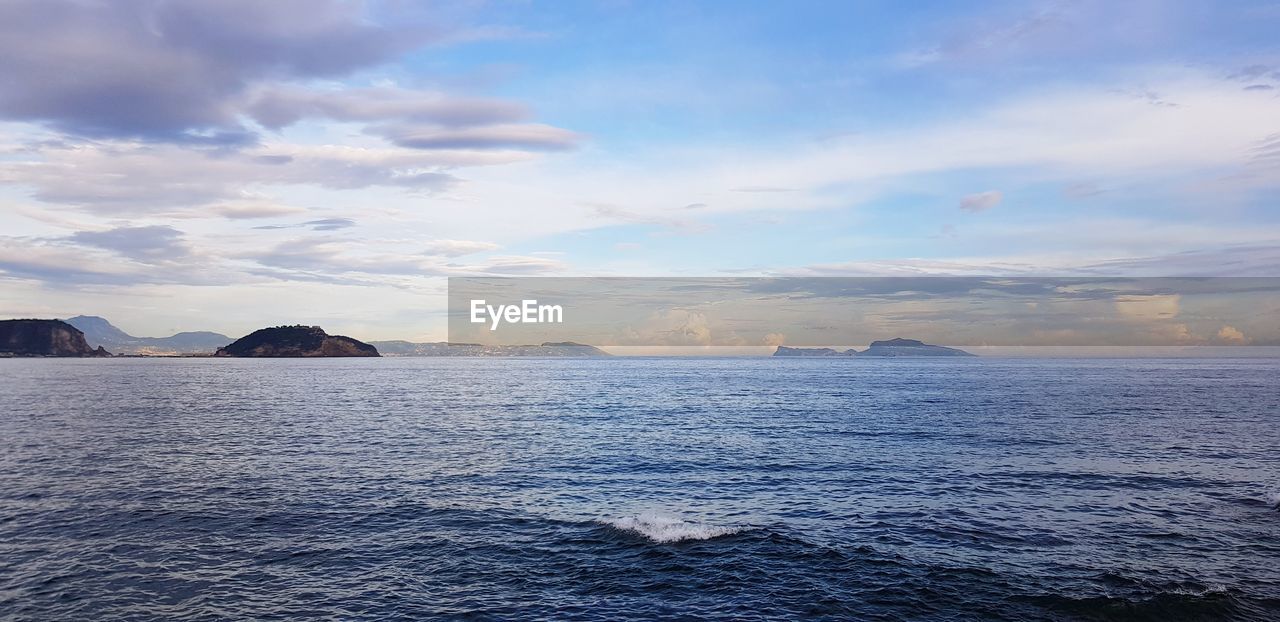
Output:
1 357 1278 620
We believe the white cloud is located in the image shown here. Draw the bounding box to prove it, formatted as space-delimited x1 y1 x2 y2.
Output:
436 68 1280 244
207 201 310 220
421 239 500 257
1216 325 1246 343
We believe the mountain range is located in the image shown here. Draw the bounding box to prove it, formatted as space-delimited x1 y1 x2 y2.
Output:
60 316 610 357
64 315 232 355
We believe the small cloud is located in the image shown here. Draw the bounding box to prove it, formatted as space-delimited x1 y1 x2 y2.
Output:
1216 325 1246 344
959 190 1003 213
480 255 565 275
421 239 500 257
209 202 308 220
253 217 357 231
1063 182 1105 199
1125 89 1178 108
762 333 786 346
1244 84 1275 91
303 218 356 231
1228 64 1277 81
253 155 295 165
614 242 643 251
374 122 581 151
680 203 708 210
591 204 711 235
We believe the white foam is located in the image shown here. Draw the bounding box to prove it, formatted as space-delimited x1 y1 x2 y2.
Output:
604 512 743 543
1268 491 1280 508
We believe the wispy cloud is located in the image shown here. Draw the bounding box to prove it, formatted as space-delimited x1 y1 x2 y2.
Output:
421 239 500 257
253 218 357 232
0 0 439 142
590 204 712 235
69 226 190 263
959 190 1003 212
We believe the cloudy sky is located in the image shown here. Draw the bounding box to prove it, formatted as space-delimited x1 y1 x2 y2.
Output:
1 0 1278 341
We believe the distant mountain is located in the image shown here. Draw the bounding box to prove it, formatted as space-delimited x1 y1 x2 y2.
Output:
369 341 610 357
0 319 111 357
774 338 974 357
215 326 379 357
858 338 974 357
65 315 231 355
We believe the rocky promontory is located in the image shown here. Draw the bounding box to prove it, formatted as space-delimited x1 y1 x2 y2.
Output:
214 326 379 357
0 319 112 357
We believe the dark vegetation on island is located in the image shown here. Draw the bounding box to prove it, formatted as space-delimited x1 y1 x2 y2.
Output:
214 325 380 358
0 319 112 357
774 338 975 357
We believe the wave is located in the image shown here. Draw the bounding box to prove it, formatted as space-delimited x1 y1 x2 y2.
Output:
602 512 744 543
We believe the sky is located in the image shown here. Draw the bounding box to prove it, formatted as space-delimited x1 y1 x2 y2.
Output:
1 0 1278 341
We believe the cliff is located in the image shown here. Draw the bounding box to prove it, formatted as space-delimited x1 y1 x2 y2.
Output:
773 338 974 357
215 326 379 357
65 315 231 355
0 319 112 357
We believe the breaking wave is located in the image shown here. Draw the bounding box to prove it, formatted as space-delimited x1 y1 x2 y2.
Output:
603 512 745 543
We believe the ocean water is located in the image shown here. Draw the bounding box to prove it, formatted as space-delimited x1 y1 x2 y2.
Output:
1 357 1278 621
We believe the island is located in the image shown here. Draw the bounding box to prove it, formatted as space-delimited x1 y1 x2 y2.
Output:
0 319 112 357
214 325 380 357
369 340 610 357
774 338 974 357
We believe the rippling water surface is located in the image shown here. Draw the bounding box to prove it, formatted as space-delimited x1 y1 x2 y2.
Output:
2 357 1278 620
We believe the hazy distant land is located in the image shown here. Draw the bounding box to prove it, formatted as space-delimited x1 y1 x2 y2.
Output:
1 316 613 358
774 338 975 357
66 315 232 355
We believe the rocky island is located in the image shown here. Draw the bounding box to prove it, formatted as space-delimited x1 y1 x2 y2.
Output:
215 326 379 357
774 338 974 357
0 319 112 357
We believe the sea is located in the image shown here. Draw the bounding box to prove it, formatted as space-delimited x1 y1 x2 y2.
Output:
1 357 1278 621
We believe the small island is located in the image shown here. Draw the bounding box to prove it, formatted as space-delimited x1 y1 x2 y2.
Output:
774 338 974 357
214 325 380 357
0 319 112 357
